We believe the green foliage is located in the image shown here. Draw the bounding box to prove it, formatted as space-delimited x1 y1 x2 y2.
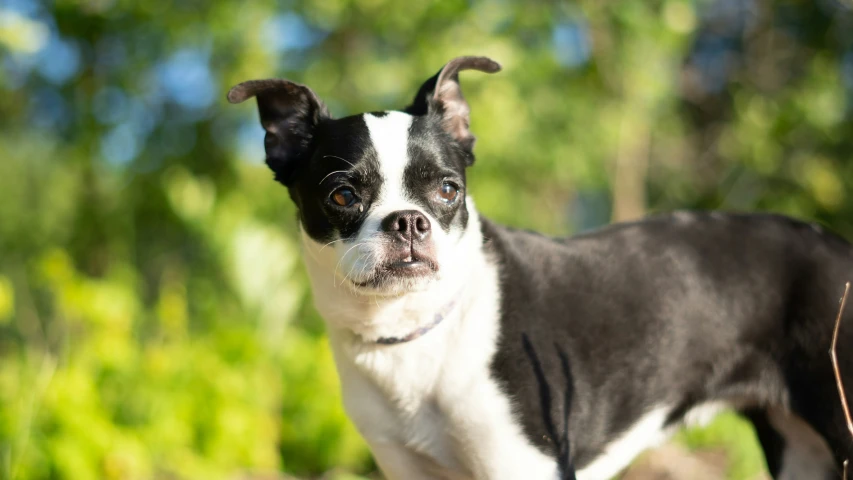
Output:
677 412 768 480
1 0 852 478
1 235 367 479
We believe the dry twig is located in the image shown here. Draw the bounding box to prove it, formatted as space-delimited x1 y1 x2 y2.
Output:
831 281 851 478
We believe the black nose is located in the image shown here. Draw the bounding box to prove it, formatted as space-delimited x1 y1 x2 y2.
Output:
381 210 431 241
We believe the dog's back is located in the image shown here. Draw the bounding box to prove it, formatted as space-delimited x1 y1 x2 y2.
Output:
486 211 853 478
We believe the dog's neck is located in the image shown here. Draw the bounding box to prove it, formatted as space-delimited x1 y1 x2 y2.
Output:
374 294 460 345
300 205 486 347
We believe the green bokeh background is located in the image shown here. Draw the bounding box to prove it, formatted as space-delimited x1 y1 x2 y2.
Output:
1 0 852 479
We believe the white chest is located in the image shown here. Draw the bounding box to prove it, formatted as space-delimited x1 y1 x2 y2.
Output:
333 296 481 469
329 275 559 480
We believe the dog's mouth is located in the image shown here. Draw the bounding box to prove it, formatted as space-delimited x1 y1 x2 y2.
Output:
384 258 438 276
351 255 439 290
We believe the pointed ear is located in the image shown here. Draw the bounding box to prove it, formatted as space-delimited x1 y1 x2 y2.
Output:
228 79 330 185
404 56 501 153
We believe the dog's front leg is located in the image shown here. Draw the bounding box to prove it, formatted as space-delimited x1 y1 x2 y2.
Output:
443 381 562 480
337 360 472 479
369 441 470 480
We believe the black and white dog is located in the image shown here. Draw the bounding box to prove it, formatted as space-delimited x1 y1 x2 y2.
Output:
228 56 853 479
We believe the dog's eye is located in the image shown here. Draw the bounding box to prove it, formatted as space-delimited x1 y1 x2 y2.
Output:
437 182 458 204
331 188 357 207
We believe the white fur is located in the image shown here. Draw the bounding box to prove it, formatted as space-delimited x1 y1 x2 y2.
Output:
347 112 423 289
576 406 672 480
682 401 729 428
576 401 730 480
363 112 415 218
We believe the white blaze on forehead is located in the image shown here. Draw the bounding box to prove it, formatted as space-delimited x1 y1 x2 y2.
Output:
363 112 414 210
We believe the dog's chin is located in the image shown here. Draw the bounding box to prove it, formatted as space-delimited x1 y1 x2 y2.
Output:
348 261 439 296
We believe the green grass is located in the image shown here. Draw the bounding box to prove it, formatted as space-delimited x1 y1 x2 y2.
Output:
677 412 768 479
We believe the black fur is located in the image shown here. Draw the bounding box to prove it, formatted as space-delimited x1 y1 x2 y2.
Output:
290 114 381 242
485 212 853 476
227 79 330 185
405 114 470 232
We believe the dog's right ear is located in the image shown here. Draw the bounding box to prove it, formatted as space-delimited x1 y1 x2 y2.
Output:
404 56 501 156
227 80 330 185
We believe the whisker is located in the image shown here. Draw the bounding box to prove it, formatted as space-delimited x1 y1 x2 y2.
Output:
319 170 350 185
356 256 371 280
334 242 368 286
319 238 346 252
341 247 375 288
340 261 358 288
323 155 356 168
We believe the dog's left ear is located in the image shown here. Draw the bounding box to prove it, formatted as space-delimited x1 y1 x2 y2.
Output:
405 56 501 155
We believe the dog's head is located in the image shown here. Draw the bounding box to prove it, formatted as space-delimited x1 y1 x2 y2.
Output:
228 56 500 297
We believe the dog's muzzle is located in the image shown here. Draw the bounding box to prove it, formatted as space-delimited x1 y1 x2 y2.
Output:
378 209 438 277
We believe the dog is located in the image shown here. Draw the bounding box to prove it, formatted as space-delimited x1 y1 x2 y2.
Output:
228 56 853 479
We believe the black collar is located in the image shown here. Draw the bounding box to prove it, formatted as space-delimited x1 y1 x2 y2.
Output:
375 296 459 345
